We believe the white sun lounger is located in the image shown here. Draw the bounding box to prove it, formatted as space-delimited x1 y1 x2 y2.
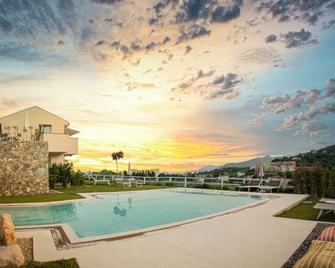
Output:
238 179 262 192
320 198 335 204
88 175 111 185
314 203 335 220
258 179 282 193
129 178 143 187
115 178 131 187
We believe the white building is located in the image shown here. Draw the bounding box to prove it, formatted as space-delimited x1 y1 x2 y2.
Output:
0 106 79 164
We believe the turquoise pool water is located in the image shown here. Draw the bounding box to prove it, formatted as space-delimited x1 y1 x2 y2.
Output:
0 190 266 239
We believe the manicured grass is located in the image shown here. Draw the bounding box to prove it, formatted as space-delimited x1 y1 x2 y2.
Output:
0 182 173 204
6 258 79 268
278 197 335 222
0 193 83 204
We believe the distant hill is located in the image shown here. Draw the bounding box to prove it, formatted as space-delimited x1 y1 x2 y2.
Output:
197 165 221 172
222 155 273 168
273 144 335 168
196 144 335 173
197 155 273 172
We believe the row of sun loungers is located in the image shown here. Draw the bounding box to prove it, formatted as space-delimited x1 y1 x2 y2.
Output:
238 178 282 192
88 175 143 187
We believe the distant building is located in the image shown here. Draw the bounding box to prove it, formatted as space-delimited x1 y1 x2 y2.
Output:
254 161 296 175
271 161 296 172
0 106 79 164
237 172 245 177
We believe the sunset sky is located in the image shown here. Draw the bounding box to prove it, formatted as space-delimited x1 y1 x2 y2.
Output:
0 0 335 172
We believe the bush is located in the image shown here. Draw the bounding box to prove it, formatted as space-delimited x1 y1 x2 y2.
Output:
49 163 85 189
69 170 85 187
293 166 335 198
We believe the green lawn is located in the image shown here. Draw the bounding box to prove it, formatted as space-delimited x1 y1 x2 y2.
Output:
0 182 173 204
278 197 335 222
6 258 79 268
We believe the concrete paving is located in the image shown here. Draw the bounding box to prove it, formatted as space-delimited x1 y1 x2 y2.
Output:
16 193 316 268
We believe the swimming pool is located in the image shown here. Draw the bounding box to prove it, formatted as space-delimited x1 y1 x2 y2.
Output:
0 189 268 241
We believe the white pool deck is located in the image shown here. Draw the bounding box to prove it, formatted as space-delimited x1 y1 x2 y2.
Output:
15 192 316 268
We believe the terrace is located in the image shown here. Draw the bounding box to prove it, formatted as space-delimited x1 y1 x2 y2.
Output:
11 191 314 268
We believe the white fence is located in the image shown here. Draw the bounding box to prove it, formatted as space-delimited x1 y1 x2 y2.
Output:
85 173 249 189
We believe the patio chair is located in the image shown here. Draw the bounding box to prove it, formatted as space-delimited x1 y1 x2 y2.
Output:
313 202 335 220
129 177 143 187
92 176 111 185
115 178 131 187
258 178 282 193
238 178 263 192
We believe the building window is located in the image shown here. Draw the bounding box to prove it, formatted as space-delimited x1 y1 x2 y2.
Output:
39 124 52 133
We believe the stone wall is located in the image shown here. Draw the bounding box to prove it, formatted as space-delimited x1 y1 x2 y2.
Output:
0 141 49 196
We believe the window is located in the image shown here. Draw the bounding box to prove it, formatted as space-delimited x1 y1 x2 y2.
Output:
39 124 52 133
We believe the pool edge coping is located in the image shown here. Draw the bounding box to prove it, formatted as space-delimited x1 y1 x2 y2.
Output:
11 188 282 244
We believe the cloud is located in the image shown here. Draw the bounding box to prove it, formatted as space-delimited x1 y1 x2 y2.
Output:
149 0 179 25
172 71 241 100
278 102 335 130
95 40 106 46
325 78 335 97
256 0 334 24
150 0 243 25
126 82 155 91
206 88 241 100
210 4 241 23
0 43 46 62
212 73 240 89
300 121 328 137
162 36 171 44
248 112 266 127
175 0 243 24
259 78 335 137
281 28 317 48
177 24 211 43
263 77 335 115
145 42 157 51
263 89 322 114
184 45 192 54
265 34 277 43
91 0 122 4
0 0 78 37
196 69 215 79
0 96 18 109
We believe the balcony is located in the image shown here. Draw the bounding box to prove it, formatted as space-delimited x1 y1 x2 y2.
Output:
42 133 78 155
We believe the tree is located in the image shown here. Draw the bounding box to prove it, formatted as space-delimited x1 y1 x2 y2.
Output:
111 151 124 174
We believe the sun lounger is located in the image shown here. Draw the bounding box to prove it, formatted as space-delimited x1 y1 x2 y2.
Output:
129 178 143 187
115 178 131 187
320 198 335 204
238 179 262 192
88 175 111 185
258 178 282 193
314 202 335 220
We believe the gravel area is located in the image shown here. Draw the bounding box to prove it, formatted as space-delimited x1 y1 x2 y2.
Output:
282 223 334 268
17 237 33 262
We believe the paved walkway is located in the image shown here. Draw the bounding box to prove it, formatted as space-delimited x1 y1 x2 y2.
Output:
17 193 316 268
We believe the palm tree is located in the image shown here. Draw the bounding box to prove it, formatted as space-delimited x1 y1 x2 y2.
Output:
111 151 124 174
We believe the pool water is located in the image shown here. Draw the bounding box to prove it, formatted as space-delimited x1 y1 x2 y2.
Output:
0 190 266 239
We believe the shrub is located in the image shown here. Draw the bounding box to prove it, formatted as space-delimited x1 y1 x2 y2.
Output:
69 170 85 187
49 163 85 189
293 166 335 198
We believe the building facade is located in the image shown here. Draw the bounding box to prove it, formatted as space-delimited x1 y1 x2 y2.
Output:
254 161 296 175
0 106 79 164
